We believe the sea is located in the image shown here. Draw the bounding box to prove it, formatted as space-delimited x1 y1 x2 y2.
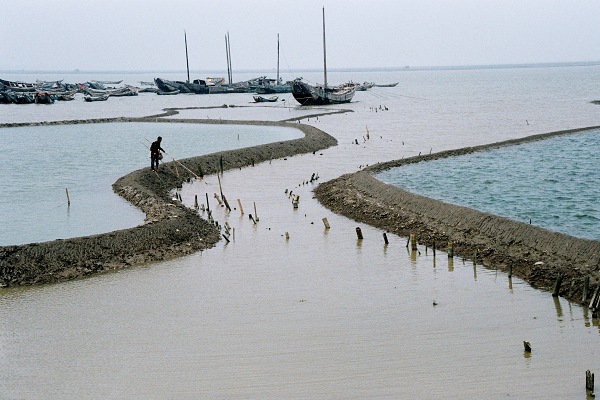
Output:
1 63 600 398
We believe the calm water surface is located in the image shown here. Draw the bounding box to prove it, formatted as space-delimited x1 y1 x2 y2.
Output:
1 64 600 398
377 129 600 240
0 122 300 245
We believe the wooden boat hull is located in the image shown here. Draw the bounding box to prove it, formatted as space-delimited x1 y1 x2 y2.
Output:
291 79 355 105
253 95 278 102
84 94 109 102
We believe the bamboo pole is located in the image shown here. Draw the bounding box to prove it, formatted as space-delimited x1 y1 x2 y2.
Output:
65 188 70 206
237 199 244 216
552 273 563 297
253 202 259 221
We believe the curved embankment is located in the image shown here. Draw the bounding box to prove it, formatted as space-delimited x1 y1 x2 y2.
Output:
0 117 337 286
315 126 600 305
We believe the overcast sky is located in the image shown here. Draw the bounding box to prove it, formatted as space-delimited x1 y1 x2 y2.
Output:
2 0 599 72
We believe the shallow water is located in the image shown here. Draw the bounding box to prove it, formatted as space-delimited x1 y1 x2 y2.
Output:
376 129 600 241
1 64 600 398
0 122 300 245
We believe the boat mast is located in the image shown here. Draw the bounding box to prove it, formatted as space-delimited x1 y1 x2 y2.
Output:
322 7 328 95
277 34 280 84
184 30 190 83
225 32 233 85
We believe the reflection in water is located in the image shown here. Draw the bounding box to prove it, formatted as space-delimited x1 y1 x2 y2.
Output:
554 296 564 319
509 277 513 291
448 257 454 272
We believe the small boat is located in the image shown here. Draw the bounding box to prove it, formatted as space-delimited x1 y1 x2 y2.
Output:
0 78 36 92
253 95 278 103
84 93 109 102
13 93 34 104
34 91 55 104
157 89 180 95
291 9 355 105
92 80 123 85
374 82 398 87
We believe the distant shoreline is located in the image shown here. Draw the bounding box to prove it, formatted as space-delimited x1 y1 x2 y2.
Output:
2 60 600 76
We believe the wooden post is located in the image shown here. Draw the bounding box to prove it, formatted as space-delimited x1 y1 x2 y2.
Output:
237 199 244 216
249 214 257 224
508 263 513 278
217 174 224 198
285 231 289 240
447 241 454 258
410 234 417 251
383 232 389 245
205 193 210 212
586 370 595 394
322 217 330 230
214 193 223 206
65 188 70 206
433 241 436 257
473 251 477 266
356 227 363 240
253 202 259 221
523 341 531 353
222 194 232 212
194 194 198 209
583 276 590 303
589 285 600 310
552 273 563 297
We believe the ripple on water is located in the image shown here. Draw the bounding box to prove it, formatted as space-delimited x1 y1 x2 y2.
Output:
377 129 600 241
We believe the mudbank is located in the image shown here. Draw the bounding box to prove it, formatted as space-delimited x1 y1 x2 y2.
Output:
0 117 337 286
315 126 600 306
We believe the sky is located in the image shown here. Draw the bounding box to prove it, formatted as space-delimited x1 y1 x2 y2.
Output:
2 0 600 72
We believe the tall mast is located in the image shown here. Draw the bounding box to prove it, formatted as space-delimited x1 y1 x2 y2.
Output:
225 33 230 84
226 32 233 85
277 34 280 84
184 30 190 83
322 7 327 92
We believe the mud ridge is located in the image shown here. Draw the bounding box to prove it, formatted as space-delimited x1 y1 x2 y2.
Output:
0 118 337 286
314 126 600 305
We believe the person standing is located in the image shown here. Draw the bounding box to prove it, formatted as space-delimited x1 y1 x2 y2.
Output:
150 136 164 171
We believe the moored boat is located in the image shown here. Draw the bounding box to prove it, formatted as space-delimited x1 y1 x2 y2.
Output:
374 82 398 87
84 93 109 102
34 91 55 104
291 8 355 105
253 95 279 103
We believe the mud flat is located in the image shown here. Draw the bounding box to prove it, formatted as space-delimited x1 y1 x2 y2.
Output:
0 117 337 286
315 126 600 305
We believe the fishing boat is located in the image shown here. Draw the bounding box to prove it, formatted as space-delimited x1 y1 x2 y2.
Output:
374 82 398 87
83 93 109 102
291 8 355 105
255 35 292 94
253 95 278 103
34 91 55 104
0 78 36 92
153 31 210 94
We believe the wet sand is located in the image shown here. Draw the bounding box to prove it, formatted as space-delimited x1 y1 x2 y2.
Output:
315 126 600 305
1 117 599 307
